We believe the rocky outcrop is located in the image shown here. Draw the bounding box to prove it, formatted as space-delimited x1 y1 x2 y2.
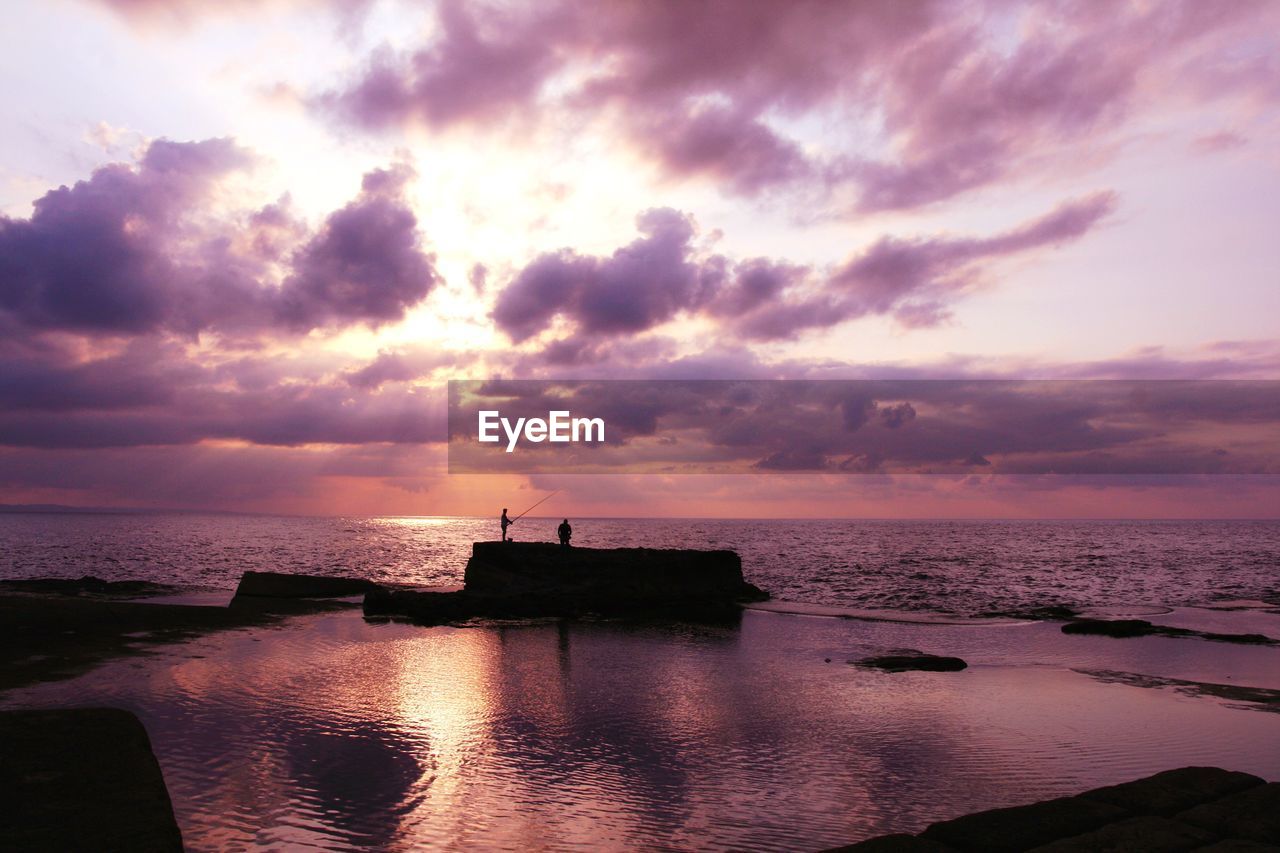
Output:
1 707 183 851
852 651 968 672
364 541 768 625
234 570 379 599
0 575 177 598
1062 618 1156 638
825 767 1274 852
1062 618 1276 645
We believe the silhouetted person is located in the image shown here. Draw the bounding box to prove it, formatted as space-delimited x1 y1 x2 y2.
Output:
557 518 572 547
501 508 513 542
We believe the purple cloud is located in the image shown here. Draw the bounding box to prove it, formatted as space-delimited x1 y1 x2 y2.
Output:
493 193 1116 350
0 141 440 337
0 138 251 334
276 165 440 330
492 208 709 343
638 105 812 196
315 1 1280 211
321 0 563 129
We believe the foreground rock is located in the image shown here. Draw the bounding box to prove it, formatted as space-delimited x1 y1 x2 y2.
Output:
1 708 183 851
826 766 1275 852
853 651 968 672
365 541 768 624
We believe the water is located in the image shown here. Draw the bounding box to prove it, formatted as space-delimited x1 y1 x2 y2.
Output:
3 513 1279 850
5 609 1279 851
2 514 1278 615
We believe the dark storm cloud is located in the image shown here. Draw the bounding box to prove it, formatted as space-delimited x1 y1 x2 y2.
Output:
0 141 440 338
492 194 1115 350
317 1 1279 211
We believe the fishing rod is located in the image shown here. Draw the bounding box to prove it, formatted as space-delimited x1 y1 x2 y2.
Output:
512 490 560 522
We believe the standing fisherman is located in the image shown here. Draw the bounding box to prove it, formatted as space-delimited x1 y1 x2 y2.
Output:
501 508 513 541
557 518 572 547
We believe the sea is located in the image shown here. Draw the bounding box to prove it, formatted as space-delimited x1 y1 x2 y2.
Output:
2 513 1278 615
3 513 1279 850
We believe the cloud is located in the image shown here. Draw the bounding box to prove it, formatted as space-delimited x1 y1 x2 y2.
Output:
1191 131 1248 154
0 138 251 334
492 193 1116 349
276 164 440 330
346 346 478 390
0 141 440 337
826 191 1117 316
0 354 447 449
637 105 812 196
320 0 564 129
314 1 1280 211
86 0 374 29
492 208 709 343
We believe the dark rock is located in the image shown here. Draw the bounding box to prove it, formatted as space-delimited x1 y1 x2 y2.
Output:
234 570 378 599
853 651 968 672
921 795 1129 853
1176 782 1280 844
831 767 1278 852
1028 815 1215 852
1081 766 1264 817
0 708 183 851
824 833 958 851
1062 618 1158 638
464 541 766 600
1189 630 1277 646
1061 619 1277 645
364 541 768 625
1193 841 1280 852
0 575 176 598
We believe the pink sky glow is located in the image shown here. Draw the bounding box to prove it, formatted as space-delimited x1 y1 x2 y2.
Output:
0 0 1278 517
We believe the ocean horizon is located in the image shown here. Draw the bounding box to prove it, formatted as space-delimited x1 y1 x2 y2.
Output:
4 512 1278 618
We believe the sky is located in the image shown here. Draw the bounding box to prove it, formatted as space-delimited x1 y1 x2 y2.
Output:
0 0 1278 517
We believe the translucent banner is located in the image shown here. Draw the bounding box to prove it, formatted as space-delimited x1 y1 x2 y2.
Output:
447 380 1280 475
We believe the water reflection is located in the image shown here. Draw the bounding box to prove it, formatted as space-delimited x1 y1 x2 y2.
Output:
3 610 1279 851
